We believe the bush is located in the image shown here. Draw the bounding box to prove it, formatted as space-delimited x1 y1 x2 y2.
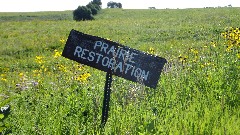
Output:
92 3 101 10
73 1 102 21
86 3 99 15
107 1 122 8
92 0 102 6
73 6 93 21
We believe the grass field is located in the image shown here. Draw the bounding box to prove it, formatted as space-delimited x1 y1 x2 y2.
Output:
0 8 240 134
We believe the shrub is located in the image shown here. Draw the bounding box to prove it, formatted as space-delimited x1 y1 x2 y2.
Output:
73 6 93 21
107 1 122 8
92 0 102 6
92 3 101 10
86 3 99 15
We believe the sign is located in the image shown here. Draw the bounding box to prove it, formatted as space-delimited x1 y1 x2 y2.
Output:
62 29 167 88
62 29 167 127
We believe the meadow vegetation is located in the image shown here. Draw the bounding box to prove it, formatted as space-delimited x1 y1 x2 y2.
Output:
0 8 240 134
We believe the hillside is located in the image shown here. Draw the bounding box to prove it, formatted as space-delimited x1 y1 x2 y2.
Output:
1 8 239 59
0 8 240 134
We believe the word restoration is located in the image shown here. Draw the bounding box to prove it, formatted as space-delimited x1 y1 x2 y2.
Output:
62 29 167 88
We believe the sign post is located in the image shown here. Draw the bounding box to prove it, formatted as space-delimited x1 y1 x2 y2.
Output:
62 29 167 127
101 70 112 127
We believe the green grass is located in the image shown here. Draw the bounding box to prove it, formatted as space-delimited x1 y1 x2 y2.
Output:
0 11 73 22
0 8 240 134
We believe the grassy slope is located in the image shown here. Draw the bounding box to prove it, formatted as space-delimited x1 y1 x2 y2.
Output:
1 8 239 61
0 8 240 134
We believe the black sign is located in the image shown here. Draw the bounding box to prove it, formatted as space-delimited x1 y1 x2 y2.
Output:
62 29 167 88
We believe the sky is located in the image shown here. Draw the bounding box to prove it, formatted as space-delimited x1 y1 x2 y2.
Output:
0 0 239 12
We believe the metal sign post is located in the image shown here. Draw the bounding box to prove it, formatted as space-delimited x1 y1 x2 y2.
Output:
101 71 112 127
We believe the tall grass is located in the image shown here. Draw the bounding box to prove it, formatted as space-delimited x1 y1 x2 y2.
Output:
0 8 240 134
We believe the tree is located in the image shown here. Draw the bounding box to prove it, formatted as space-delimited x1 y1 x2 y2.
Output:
92 0 102 6
107 1 122 8
73 0 102 21
73 6 93 21
117 3 122 8
88 0 101 10
86 3 98 15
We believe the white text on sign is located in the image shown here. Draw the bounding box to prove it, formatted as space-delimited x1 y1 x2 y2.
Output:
74 41 150 81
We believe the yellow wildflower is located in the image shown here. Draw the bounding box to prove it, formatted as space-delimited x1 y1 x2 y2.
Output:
74 64 84 71
207 74 211 81
226 44 233 52
221 32 227 38
1 78 7 82
222 27 240 48
19 72 28 81
54 50 62 58
75 73 91 82
201 62 211 68
35 56 45 64
1 74 7 82
178 54 188 62
147 47 155 54
58 64 67 72
40 65 47 72
60 39 66 44
33 70 41 77
19 72 24 77
190 48 198 55
211 41 216 47
2 68 9 72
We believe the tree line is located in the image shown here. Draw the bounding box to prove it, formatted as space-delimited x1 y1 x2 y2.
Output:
73 0 122 21
107 1 122 8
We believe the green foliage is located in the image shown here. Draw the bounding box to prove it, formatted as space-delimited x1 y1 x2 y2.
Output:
92 0 102 6
0 11 72 22
73 0 102 21
0 8 240 134
0 114 4 119
73 6 93 21
107 1 122 8
87 3 99 15
0 112 6 133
